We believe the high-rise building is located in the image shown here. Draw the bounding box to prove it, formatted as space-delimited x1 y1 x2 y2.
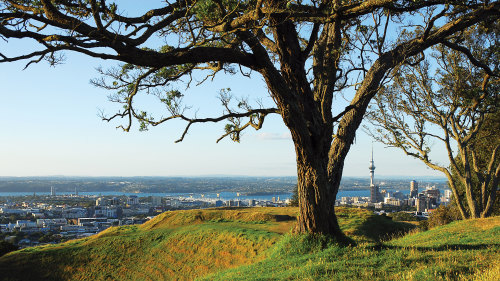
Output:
151 196 162 206
423 186 440 199
369 147 381 203
50 186 56 196
416 196 427 212
410 180 418 198
127 195 140 205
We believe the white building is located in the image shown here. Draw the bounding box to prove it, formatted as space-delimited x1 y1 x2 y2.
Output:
127 195 140 206
16 220 37 228
94 207 118 218
384 197 402 206
36 218 67 227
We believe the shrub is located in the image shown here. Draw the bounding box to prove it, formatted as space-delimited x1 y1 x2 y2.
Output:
427 205 461 229
418 220 429 231
390 212 418 222
0 241 18 257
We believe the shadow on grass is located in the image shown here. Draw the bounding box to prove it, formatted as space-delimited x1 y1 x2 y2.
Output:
274 214 295 222
0 251 67 281
353 215 416 242
371 243 500 252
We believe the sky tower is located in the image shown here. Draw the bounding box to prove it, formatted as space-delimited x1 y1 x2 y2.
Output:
369 147 376 187
369 146 380 203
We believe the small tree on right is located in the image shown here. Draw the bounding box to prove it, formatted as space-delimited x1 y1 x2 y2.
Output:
367 24 499 219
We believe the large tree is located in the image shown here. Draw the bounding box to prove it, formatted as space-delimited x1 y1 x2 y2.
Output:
1 1 499 238
451 111 500 217
367 24 499 219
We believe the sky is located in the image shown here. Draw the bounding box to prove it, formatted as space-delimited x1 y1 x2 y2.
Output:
0 3 447 178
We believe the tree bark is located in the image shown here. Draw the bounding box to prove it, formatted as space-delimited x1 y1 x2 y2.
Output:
461 148 480 218
294 146 345 239
481 164 500 218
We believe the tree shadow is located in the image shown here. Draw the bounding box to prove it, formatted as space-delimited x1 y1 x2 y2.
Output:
371 243 499 252
0 251 68 281
353 214 416 242
274 214 296 222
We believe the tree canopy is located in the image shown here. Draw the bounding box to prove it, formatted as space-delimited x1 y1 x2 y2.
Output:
367 23 499 218
1 0 499 237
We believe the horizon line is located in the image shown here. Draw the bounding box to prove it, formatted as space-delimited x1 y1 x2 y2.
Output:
0 175 447 179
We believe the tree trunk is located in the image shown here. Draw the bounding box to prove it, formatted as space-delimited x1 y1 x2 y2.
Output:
294 144 345 240
461 151 480 218
481 175 499 218
445 175 469 219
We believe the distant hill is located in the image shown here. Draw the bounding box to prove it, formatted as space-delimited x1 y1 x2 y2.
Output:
1 207 497 280
0 176 297 194
0 176 448 193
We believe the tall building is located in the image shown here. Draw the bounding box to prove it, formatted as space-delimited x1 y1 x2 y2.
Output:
369 148 375 187
151 196 162 206
410 180 418 198
416 196 427 212
127 195 140 206
50 186 56 196
369 147 381 203
423 186 440 199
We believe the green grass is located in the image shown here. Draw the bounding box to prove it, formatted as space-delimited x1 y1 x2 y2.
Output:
0 208 295 281
204 215 499 281
0 207 498 281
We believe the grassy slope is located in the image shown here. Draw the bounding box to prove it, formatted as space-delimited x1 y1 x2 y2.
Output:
0 207 498 281
0 208 296 281
206 216 500 281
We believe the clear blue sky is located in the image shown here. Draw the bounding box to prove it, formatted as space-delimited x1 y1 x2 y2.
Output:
0 4 446 178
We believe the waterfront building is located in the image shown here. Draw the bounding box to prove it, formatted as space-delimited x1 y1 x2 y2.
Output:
248 199 256 207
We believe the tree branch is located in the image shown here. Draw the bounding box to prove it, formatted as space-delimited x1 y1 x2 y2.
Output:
173 108 278 143
442 40 497 77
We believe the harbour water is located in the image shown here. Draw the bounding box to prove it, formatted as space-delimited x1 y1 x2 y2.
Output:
0 189 414 201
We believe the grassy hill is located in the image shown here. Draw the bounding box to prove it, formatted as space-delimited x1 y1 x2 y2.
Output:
0 207 498 281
